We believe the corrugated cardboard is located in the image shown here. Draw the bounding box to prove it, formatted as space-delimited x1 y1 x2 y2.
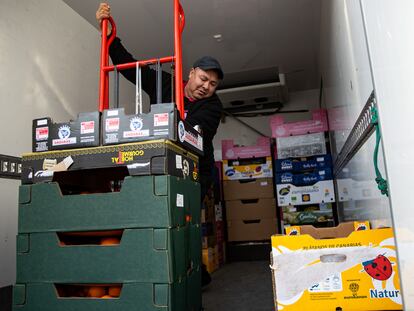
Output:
223 178 274 200
271 227 401 311
226 198 276 220
227 218 278 242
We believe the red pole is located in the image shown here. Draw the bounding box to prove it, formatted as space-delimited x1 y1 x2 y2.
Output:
99 17 116 112
174 0 185 119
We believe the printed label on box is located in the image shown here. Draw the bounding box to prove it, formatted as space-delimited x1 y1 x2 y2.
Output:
106 118 120 132
52 137 77 146
123 129 150 138
37 119 48 126
176 155 183 169
154 113 169 126
80 121 95 134
176 194 184 207
36 127 49 140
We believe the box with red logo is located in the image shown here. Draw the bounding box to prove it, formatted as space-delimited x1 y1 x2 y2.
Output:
102 104 203 155
32 112 100 152
271 222 402 311
270 109 328 138
221 137 271 159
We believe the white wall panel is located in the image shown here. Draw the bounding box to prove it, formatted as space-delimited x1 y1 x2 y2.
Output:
0 0 134 287
361 0 414 308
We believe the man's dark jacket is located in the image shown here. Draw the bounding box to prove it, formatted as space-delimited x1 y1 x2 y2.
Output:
109 37 223 177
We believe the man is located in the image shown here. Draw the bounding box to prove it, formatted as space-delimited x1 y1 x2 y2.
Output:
96 3 223 287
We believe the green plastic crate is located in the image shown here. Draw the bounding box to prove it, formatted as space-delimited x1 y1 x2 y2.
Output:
18 175 200 233
187 266 202 311
16 228 188 284
188 224 202 269
13 281 187 311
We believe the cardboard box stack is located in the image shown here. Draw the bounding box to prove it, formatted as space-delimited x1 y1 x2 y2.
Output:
201 180 219 274
201 162 226 274
271 109 335 231
214 161 226 267
270 222 402 310
222 137 278 245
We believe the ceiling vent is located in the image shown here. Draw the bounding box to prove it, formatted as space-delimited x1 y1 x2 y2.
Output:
216 74 288 114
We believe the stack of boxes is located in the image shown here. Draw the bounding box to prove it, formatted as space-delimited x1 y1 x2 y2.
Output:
200 161 226 273
271 110 335 231
213 162 226 267
222 137 278 255
14 143 202 310
201 178 219 274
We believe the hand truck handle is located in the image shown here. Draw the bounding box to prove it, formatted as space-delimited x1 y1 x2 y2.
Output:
99 17 117 112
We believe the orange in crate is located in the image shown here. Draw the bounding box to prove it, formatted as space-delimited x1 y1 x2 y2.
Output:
87 286 106 298
100 237 120 246
109 286 122 297
101 295 113 299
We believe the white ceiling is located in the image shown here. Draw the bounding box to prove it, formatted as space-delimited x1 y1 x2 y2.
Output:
63 0 321 91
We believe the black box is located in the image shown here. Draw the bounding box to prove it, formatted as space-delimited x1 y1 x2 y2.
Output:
32 112 100 152
22 139 199 184
102 104 203 156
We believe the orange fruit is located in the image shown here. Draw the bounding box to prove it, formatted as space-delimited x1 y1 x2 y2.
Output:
108 286 121 297
100 237 120 246
87 286 106 298
101 295 112 299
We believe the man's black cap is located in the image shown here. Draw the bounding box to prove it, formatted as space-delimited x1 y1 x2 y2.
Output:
193 56 224 80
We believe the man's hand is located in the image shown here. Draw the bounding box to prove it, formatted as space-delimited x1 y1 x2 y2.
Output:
96 3 112 35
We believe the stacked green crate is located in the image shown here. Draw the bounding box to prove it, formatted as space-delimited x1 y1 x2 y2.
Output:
14 175 201 311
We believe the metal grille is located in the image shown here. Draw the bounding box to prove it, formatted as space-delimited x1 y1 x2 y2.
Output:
0 154 22 180
334 91 376 176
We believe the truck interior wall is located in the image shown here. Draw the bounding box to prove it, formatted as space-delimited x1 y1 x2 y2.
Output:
0 0 134 287
318 0 391 227
359 0 414 306
213 89 320 160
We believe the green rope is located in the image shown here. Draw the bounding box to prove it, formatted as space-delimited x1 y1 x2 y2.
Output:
371 106 389 196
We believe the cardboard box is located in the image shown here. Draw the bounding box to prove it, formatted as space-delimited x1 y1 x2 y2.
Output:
282 203 333 226
271 224 401 310
214 203 223 222
102 105 203 156
337 178 383 202
223 156 273 180
221 137 271 159
275 155 332 173
227 218 278 242
202 247 218 274
276 132 326 159
226 198 276 220
22 140 200 184
276 168 333 186
33 112 100 152
223 178 274 200
270 109 328 138
214 161 224 202
276 180 335 206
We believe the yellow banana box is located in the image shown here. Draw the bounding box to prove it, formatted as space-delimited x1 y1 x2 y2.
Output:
271 224 402 310
223 156 273 180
